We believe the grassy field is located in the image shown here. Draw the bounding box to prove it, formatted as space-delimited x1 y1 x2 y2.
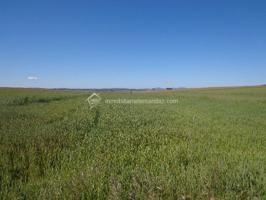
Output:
0 86 266 199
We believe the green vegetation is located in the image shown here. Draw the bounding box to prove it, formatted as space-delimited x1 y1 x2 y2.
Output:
0 86 266 199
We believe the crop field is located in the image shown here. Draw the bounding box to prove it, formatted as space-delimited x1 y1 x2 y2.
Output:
0 86 266 199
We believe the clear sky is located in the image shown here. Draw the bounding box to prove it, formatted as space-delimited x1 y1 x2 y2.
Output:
0 0 266 88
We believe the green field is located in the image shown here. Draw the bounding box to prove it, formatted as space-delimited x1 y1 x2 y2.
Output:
0 86 266 199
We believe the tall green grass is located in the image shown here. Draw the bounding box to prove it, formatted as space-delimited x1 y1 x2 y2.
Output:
0 87 266 199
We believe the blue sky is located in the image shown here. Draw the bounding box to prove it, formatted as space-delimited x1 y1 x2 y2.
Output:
0 0 266 88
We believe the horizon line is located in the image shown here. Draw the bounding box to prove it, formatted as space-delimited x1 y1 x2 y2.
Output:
0 84 265 90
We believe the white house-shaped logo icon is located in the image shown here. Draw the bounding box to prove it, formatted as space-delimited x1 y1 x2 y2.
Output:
86 93 101 108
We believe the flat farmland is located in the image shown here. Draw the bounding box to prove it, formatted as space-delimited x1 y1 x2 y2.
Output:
0 86 266 199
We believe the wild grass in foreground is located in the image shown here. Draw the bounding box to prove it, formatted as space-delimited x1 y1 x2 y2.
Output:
0 87 266 199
